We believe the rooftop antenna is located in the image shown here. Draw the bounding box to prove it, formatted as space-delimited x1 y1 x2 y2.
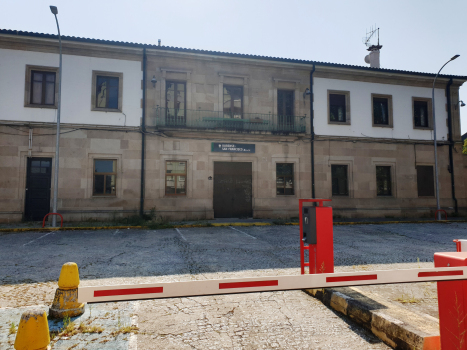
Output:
363 25 380 48
363 25 382 68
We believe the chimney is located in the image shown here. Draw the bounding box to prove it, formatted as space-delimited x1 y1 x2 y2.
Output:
158 39 161 46
364 44 382 68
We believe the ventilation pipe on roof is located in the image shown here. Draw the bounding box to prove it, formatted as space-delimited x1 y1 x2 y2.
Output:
364 45 382 68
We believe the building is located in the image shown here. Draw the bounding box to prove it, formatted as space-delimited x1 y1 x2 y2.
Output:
0 29 466 223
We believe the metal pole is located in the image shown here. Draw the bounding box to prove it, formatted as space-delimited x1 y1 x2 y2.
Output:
432 55 459 220
51 11 62 227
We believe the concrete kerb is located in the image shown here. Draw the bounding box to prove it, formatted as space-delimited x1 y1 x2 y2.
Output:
0 220 465 233
304 287 441 350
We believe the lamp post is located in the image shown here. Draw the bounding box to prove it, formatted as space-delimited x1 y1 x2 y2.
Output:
432 54 459 220
50 5 62 227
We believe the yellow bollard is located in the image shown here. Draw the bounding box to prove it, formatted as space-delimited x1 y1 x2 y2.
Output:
14 309 50 350
49 262 85 318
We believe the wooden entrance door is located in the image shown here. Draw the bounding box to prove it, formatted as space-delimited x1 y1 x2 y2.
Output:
24 157 52 221
213 162 252 218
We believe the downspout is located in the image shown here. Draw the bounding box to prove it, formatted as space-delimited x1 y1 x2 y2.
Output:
446 77 458 213
140 47 147 217
310 65 316 199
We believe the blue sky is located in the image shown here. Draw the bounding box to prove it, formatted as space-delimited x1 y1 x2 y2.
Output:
2 0 466 134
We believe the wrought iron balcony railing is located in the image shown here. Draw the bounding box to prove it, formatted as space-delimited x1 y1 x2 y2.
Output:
151 107 307 134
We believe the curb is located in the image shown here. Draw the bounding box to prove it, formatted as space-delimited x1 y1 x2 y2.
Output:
304 287 441 350
0 220 464 233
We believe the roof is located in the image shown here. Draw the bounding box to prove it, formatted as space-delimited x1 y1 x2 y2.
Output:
2 28 467 80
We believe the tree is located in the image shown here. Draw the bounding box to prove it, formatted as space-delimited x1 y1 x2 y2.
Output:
464 139 467 155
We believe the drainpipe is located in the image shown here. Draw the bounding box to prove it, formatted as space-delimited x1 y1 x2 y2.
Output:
310 65 316 199
140 47 147 217
446 77 458 213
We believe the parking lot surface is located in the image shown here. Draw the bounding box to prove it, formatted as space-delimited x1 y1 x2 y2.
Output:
2 222 467 349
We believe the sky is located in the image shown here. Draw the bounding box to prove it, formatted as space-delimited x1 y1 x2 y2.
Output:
2 0 466 135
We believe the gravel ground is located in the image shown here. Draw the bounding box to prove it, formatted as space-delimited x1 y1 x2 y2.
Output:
1 222 466 349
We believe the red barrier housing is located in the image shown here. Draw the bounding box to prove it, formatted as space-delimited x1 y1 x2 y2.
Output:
299 199 333 275
435 252 467 350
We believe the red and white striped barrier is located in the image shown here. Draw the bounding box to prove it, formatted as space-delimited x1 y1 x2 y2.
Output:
78 266 467 303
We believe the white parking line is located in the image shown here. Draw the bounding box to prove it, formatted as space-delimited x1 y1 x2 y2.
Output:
175 228 187 241
129 301 139 350
23 231 55 246
230 226 257 239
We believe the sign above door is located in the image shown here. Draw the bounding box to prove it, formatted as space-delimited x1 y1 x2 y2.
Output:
211 142 255 153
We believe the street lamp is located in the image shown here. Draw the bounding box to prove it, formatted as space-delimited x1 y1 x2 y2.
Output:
432 54 459 220
50 5 62 227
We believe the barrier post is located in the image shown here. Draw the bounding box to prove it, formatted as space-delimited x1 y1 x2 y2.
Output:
14 309 50 350
299 199 333 274
49 262 85 318
435 252 467 350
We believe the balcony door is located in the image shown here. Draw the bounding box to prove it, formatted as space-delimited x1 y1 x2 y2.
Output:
166 81 186 126
277 90 294 132
223 85 243 130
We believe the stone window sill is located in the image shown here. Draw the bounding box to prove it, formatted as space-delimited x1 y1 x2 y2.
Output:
91 108 122 113
373 124 393 128
25 104 57 109
328 121 351 125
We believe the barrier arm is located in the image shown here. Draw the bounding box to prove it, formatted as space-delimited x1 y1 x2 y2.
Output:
78 266 467 303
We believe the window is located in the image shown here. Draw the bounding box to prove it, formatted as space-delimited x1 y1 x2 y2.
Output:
372 94 393 127
331 165 349 196
165 161 187 196
91 71 123 112
93 160 117 196
96 76 119 109
31 71 56 105
223 85 243 119
166 81 186 125
376 166 392 196
276 163 294 195
24 65 58 108
413 97 432 129
417 166 435 197
328 90 350 124
277 90 294 131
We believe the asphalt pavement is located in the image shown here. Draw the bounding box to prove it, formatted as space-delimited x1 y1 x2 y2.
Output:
2 222 466 349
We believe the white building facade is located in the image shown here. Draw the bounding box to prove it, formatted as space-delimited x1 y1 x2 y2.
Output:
0 29 465 222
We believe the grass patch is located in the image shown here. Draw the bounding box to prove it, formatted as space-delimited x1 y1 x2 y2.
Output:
121 215 146 226
59 316 78 337
272 218 292 225
50 316 105 341
111 325 139 336
394 293 421 304
8 322 16 335
147 216 174 230
78 322 104 334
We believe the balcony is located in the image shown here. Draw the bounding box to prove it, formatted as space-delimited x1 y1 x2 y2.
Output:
151 107 307 134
